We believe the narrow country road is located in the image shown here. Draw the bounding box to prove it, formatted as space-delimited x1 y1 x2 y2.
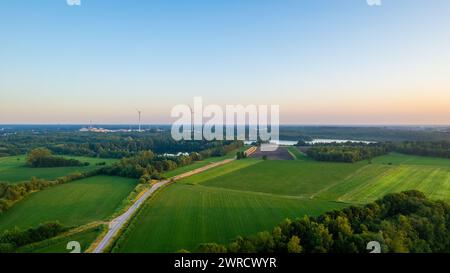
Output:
92 147 255 253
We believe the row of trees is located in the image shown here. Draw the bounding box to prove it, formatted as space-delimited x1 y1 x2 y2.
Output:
27 148 88 168
198 141 244 159
388 141 450 159
0 222 67 253
305 145 389 163
0 177 54 213
305 141 450 163
101 141 243 182
195 191 450 253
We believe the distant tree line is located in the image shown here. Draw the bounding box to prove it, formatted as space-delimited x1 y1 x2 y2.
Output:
26 148 88 168
388 141 450 159
279 126 450 142
306 144 389 163
305 141 450 163
0 222 67 253
195 191 450 253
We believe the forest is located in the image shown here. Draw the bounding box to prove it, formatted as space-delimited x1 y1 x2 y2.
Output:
0 130 242 158
389 141 450 158
304 141 450 163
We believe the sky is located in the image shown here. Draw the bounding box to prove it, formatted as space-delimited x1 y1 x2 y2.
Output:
0 0 449 125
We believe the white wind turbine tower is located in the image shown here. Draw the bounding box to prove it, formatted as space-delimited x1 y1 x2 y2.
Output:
136 109 142 132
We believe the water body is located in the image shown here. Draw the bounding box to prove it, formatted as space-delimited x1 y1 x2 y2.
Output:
245 139 375 146
306 139 375 145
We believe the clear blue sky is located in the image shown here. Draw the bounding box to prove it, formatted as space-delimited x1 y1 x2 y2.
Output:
1 0 449 124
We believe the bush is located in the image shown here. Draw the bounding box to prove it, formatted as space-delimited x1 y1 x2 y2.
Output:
27 148 87 168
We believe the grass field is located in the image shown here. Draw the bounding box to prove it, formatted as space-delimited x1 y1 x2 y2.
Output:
201 160 365 197
114 183 345 253
179 159 261 185
372 152 450 168
116 152 449 253
0 175 137 231
0 155 118 183
318 153 450 203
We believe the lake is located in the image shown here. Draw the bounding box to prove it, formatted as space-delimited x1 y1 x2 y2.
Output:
245 139 375 146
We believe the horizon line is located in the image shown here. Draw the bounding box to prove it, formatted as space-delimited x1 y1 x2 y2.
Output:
1 123 449 127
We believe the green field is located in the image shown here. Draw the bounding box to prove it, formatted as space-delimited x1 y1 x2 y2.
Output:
0 175 137 231
116 152 449 253
372 152 450 168
319 153 450 203
200 160 365 197
0 155 117 183
114 183 345 253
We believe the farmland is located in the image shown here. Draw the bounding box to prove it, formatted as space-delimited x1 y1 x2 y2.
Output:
318 153 450 203
114 152 449 253
0 175 137 231
0 136 448 253
113 183 345 253
0 155 117 183
199 159 365 197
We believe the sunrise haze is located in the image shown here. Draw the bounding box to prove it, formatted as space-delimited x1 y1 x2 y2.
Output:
1 0 449 125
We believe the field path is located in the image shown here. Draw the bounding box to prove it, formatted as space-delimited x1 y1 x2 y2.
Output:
92 147 255 253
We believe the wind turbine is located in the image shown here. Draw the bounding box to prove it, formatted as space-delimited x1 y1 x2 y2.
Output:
136 109 142 132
